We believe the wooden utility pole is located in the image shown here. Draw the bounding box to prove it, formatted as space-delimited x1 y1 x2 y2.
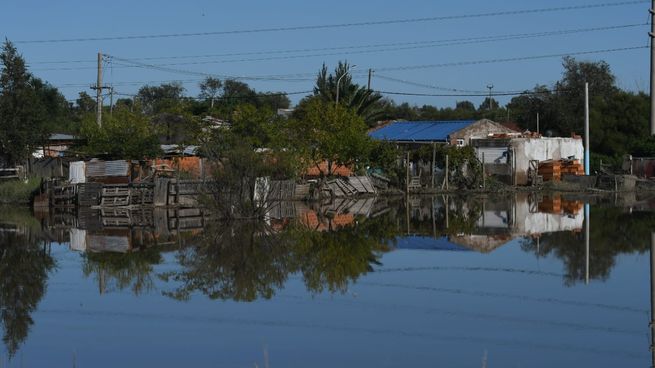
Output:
96 52 103 126
109 86 114 116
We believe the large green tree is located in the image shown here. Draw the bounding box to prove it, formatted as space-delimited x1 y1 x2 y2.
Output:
0 40 65 165
289 99 372 176
80 108 162 159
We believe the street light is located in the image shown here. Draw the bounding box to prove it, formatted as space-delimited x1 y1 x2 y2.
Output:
335 64 357 105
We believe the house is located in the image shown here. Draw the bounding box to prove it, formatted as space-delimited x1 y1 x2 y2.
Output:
369 119 517 147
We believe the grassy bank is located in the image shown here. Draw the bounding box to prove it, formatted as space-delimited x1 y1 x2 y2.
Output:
0 177 41 204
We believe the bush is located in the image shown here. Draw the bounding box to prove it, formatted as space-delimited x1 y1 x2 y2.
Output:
0 177 41 204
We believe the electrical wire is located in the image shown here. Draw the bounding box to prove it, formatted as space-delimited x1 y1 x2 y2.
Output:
15 1 648 44
374 45 648 72
29 22 647 68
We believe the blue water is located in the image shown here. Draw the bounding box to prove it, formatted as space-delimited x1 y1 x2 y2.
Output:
0 198 651 367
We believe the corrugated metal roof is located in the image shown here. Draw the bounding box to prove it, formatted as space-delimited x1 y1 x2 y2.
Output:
49 133 77 140
395 236 471 251
86 160 130 177
369 120 475 142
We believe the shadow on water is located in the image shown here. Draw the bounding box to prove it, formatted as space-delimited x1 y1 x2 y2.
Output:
3 192 655 359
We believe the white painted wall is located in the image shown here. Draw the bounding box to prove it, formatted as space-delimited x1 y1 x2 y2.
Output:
511 138 584 185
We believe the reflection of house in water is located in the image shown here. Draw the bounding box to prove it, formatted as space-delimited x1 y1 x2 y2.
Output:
267 198 384 232
400 193 585 253
38 207 209 253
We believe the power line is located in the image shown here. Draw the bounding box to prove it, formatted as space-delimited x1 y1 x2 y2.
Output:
29 23 647 67
112 90 312 101
15 1 648 44
375 45 648 72
106 55 315 81
89 45 649 82
376 74 492 93
376 88 568 97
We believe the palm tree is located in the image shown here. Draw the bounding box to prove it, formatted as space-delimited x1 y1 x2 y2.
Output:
313 62 384 124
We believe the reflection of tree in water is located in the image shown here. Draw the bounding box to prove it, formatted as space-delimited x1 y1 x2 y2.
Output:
0 210 55 357
162 214 395 301
162 222 291 302
82 246 164 295
521 207 655 285
288 214 394 294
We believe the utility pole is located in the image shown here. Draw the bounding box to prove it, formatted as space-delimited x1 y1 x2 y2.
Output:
96 52 103 126
536 112 540 135
367 68 373 90
109 86 114 116
486 84 494 110
650 0 655 134
584 82 590 175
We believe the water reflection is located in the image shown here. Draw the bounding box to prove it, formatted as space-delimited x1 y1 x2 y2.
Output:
2 193 655 363
0 208 55 357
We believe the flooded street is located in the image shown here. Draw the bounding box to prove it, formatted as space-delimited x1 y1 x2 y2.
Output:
0 193 653 367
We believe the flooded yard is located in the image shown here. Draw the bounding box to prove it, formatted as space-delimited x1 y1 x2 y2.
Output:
0 193 652 367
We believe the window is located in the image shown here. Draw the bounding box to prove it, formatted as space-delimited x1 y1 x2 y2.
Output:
456 138 465 147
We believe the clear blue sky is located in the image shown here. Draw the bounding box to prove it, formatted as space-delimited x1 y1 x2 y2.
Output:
3 0 650 108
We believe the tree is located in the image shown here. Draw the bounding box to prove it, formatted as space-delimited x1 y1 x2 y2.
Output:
311 62 384 124
76 91 96 113
0 40 50 165
136 82 185 115
198 77 222 109
289 99 372 176
80 108 162 159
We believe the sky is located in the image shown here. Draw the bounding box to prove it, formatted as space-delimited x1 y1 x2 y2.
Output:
2 0 651 108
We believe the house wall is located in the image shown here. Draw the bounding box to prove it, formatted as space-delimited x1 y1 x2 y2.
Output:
448 119 516 146
511 138 583 185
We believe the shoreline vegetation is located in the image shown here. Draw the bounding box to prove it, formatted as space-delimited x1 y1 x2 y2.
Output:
0 177 41 205
1 40 652 208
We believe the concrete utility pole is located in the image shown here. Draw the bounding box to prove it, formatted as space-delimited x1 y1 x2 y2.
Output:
584 82 590 175
367 68 373 90
536 112 540 135
650 0 655 134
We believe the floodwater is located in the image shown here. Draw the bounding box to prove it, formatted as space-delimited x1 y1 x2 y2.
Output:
0 192 653 367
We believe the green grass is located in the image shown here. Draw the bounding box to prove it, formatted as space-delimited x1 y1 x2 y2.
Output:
0 177 41 204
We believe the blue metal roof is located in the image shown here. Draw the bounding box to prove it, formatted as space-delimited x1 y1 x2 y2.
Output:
369 120 475 142
394 236 472 251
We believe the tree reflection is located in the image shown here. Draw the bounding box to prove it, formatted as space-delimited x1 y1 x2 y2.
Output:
521 207 655 285
82 246 164 295
0 209 55 357
161 214 394 301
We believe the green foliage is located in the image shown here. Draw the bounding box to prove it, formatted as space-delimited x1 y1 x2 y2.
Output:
311 61 384 124
80 108 162 159
289 99 372 175
136 82 185 115
368 140 402 182
411 145 481 189
0 40 70 165
0 177 41 204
